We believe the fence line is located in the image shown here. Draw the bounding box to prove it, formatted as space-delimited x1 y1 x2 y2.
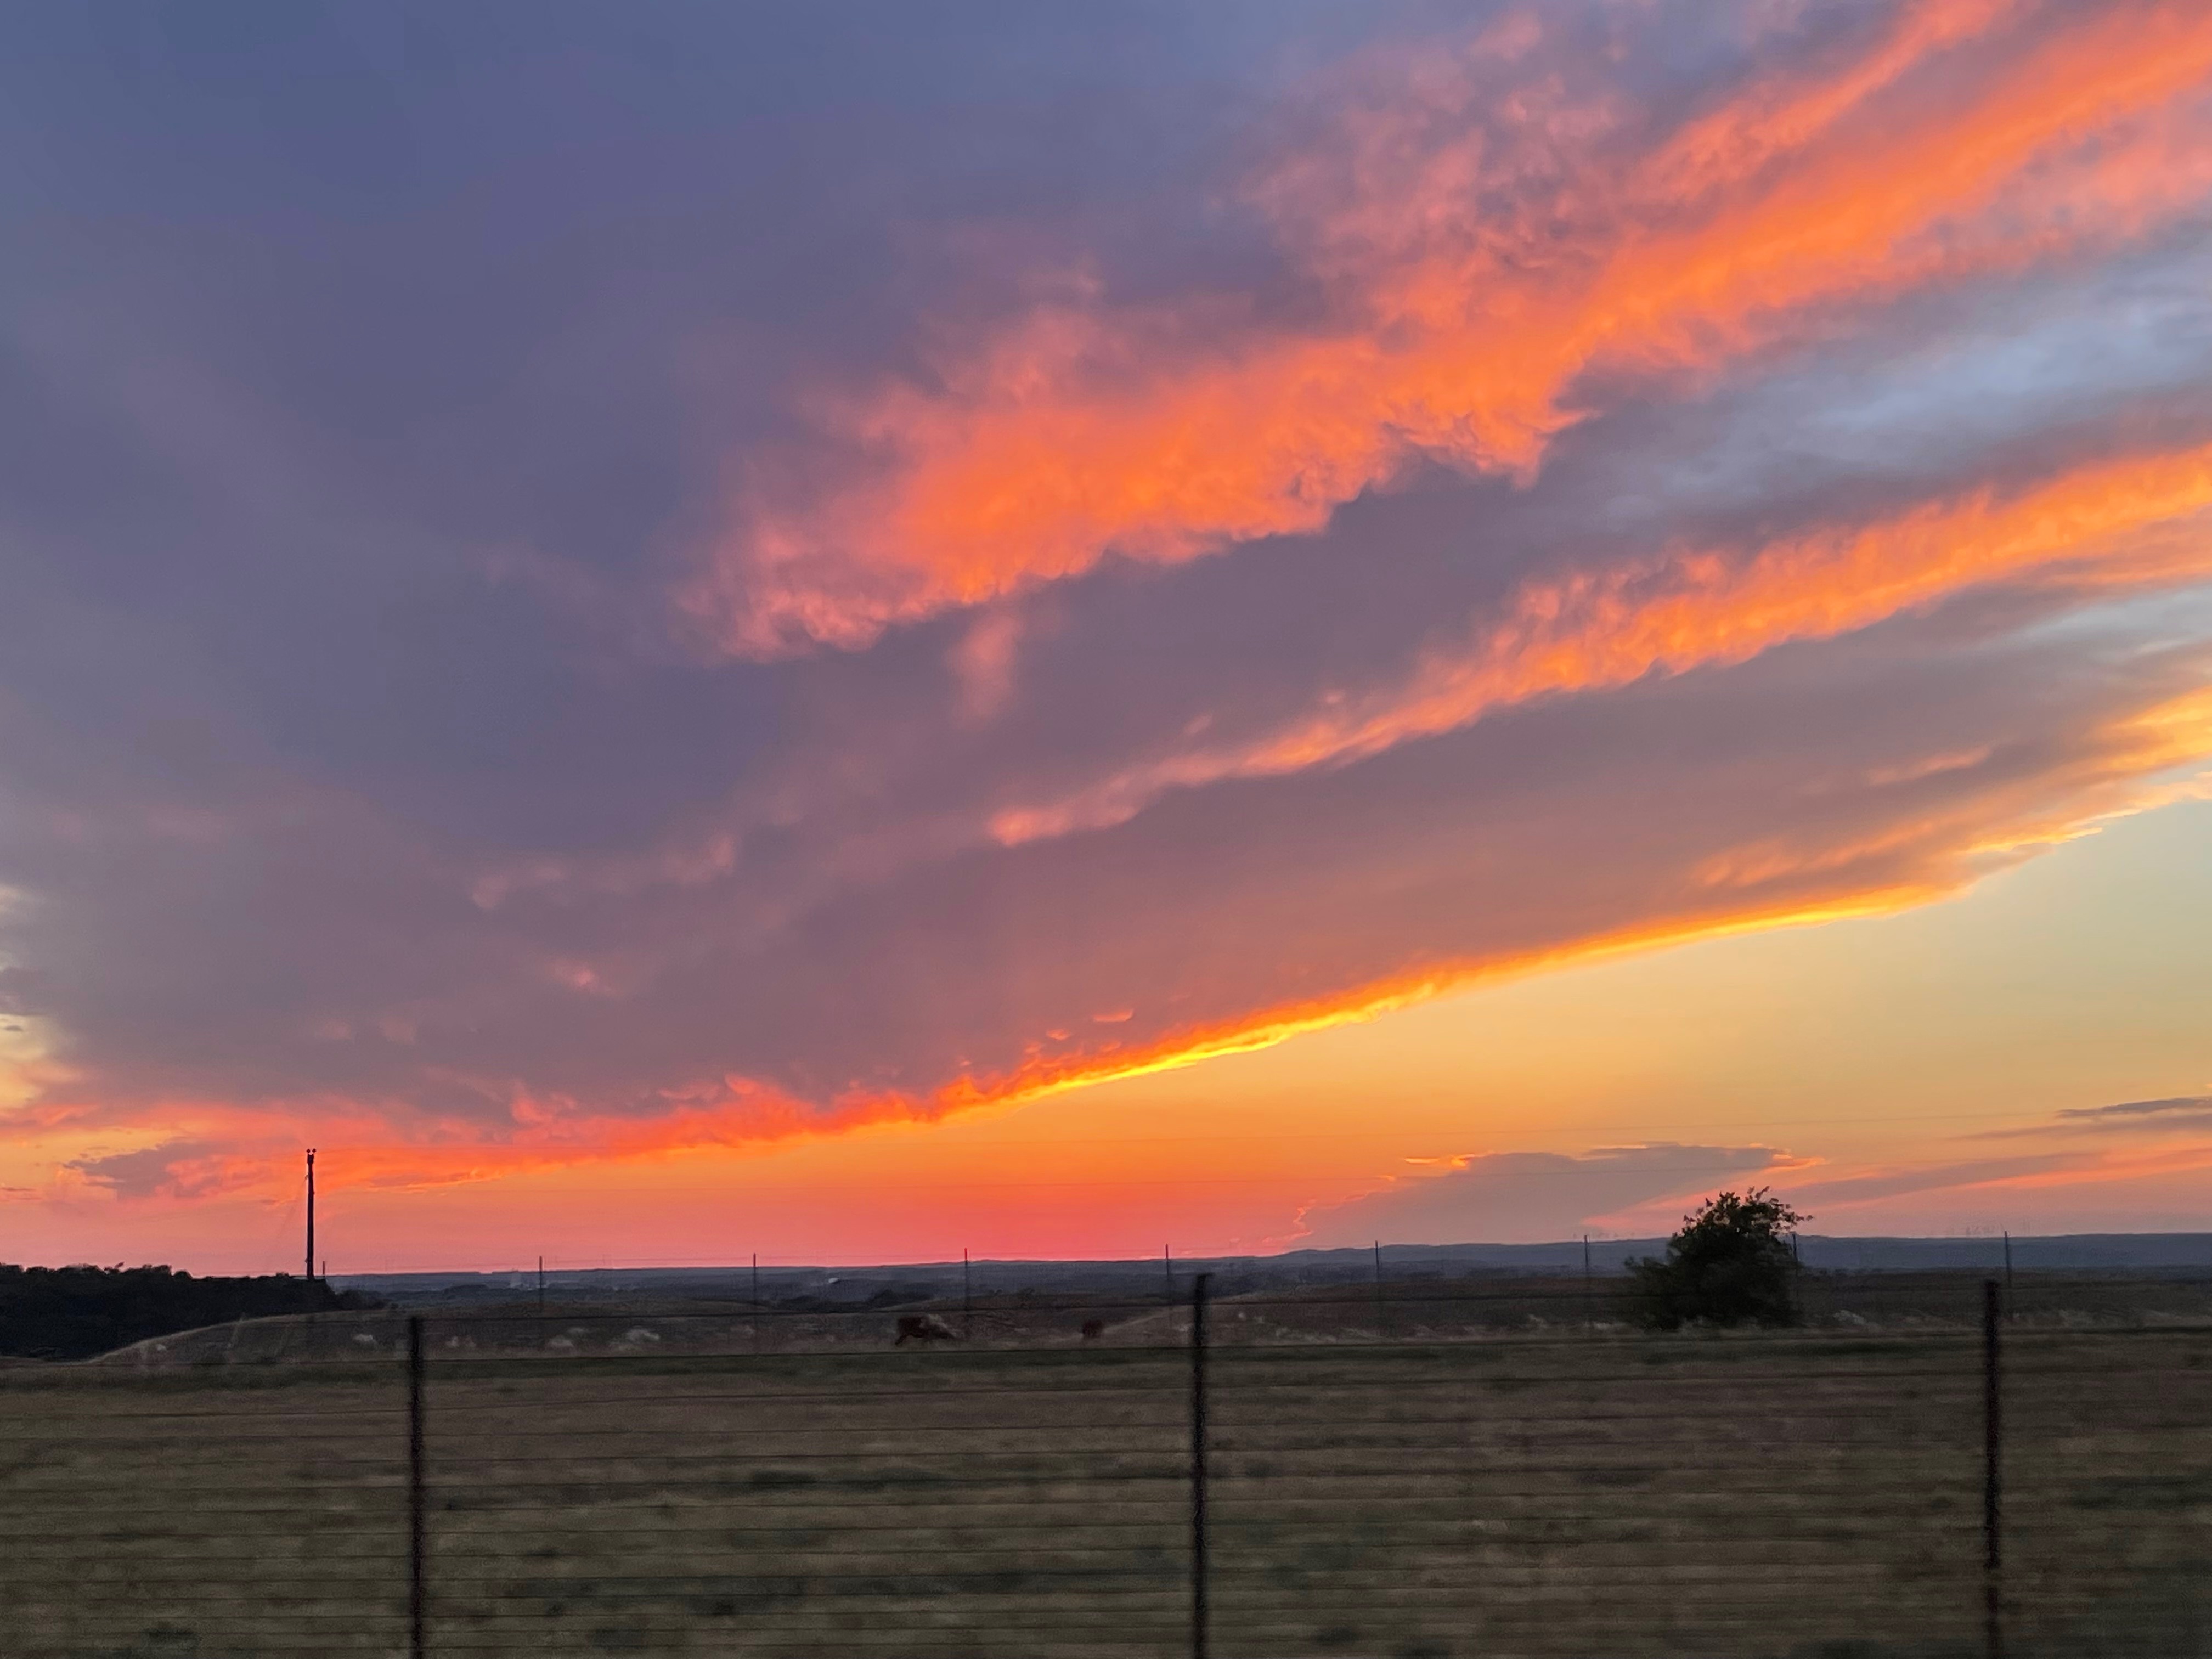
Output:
10 1273 2212 1657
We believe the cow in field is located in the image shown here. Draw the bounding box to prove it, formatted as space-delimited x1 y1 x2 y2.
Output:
894 1313 961 1346
1080 1319 1106 1342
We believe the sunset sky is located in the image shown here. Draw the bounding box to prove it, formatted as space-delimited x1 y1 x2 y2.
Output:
3 0 2210 1274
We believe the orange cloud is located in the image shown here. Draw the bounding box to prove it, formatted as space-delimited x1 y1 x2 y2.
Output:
1770 1141 2212 1213
987 441 2212 842
543 678 2212 1176
18 913 1817 1205
71 695 2207 1207
24 1077 970 1206
698 0 2212 652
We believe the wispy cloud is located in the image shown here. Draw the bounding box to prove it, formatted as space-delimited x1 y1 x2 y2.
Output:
984 454 2212 844
1982 1094 2212 1138
1775 1154 2089 1208
697 0 2212 653
2060 1095 2212 1123
1297 1143 1797 1248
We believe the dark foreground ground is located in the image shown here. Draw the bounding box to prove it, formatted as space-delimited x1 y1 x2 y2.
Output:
5 1276 2209 1658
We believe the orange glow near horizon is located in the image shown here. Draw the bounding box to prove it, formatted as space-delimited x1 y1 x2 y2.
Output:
26 690 2208 1222
4 889 1943 1220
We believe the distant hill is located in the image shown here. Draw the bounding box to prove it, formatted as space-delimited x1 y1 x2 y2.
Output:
0 1264 377 1361
335 1232 2212 1308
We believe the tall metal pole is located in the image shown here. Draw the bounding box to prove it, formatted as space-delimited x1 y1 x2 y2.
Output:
408 1314 427 1659
1189 1272 1212 1659
1583 1234 1594 1335
1164 1244 1174 1300
1983 1279 2003 1659
537 1256 545 1318
304 1149 317 1284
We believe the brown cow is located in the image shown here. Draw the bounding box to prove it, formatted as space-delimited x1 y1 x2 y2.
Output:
894 1313 961 1346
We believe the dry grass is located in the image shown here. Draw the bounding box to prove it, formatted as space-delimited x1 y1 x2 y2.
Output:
7 1302 2212 1658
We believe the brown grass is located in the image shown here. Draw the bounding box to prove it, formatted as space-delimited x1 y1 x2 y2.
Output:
7 1297 2212 1658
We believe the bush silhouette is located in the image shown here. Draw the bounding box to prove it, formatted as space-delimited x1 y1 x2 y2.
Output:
0 1263 376 1360
1629 1188 1805 1329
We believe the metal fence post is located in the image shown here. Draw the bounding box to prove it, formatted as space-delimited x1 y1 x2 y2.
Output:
1190 1271 1212 1659
409 1314 427 1659
1372 1240 1385 1338
1982 1279 2002 1659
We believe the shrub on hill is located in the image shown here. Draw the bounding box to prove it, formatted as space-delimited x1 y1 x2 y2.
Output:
0 1263 378 1360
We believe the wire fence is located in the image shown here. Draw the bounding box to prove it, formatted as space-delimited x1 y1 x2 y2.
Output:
8 1273 2212 1658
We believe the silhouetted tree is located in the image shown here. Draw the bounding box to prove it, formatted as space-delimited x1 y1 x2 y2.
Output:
1629 1188 1805 1329
0 1264 378 1360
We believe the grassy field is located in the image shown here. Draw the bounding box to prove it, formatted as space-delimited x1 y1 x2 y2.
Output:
7 1290 2212 1658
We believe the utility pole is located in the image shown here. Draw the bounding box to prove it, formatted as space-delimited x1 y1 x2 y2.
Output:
537 1256 545 1317
1164 1244 1174 1300
963 1248 973 1327
304 1149 317 1284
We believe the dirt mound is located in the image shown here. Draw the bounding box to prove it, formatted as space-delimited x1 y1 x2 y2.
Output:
86 1308 409 1368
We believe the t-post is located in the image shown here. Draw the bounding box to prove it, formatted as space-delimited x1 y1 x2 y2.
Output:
1189 1271 1212 1659
1983 1278 2004 1659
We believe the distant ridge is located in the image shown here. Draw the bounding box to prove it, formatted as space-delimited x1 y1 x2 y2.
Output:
335 1232 2212 1306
